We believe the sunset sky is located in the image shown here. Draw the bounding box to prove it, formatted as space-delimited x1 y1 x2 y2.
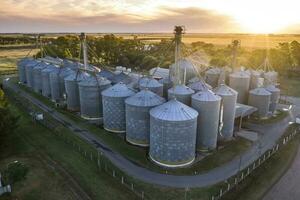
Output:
1 0 300 33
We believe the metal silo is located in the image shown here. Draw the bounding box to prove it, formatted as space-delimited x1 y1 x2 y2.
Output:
32 62 48 93
41 64 57 98
64 70 90 111
111 72 132 85
78 75 111 120
168 85 195 106
214 84 237 141
170 59 197 83
248 88 271 118
191 90 221 151
125 89 165 146
17 58 32 84
99 69 115 81
25 59 39 88
265 85 280 113
187 80 212 92
49 67 62 102
102 83 136 133
149 99 198 167
139 77 163 97
58 67 73 99
205 68 221 88
264 71 278 85
229 71 250 104
159 77 173 98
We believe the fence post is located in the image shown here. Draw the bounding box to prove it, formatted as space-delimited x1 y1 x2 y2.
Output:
113 170 115 177
219 188 223 197
141 191 144 200
121 176 124 184
253 162 256 169
227 183 230 191
131 183 134 191
90 152 93 161
234 178 238 185
247 167 250 175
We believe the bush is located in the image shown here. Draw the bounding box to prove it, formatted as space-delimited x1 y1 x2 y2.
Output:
3 161 29 185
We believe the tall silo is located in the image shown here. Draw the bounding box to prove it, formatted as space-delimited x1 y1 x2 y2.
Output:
102 83 136 133
32 62 48 93
41 64 57 98
64 70 90 111
159 77 173 98
249 70 262 89
149 99 198 167
248 88 271 118
264 71 278 85
170 59 197 83
17 58 32 84
187 80 212 92
229 71 250 104
168 85 195 106
78 75 111 120
205 68 221 88
265 85 280 113
25 59 39 88
49 67 62 102
125 89 165 146
139 77 163 97
191 90 221 151
214 84 237 141
58 67 73 99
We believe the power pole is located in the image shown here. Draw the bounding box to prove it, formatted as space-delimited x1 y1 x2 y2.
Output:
80 32 88 70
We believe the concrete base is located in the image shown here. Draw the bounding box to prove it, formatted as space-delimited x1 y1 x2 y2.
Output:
236 130 258 142
149 154 195 168
104 127 126 133
126 137 149 147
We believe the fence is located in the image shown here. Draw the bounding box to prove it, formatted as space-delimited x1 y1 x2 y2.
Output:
210 127 299 200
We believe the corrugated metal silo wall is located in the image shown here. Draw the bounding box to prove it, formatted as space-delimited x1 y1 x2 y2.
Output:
250 74 260 89
160 79 173 98
248 94 270 117
25 65 34 88
229 76 250 104
65 80 80 111
149 117 197 166
102 96 127 132
41 71 51 98
269 90 280 113
140 85 163 97
126 104 151 146
219 94 236 140
79 84 111 119
32 68 43 93
168 91 192 106
50 73 61 101
192 99 221 151
18 64 26 84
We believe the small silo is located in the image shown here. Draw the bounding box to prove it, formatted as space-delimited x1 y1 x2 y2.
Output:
125 89 165 146
32 62 48 93
168 85 195 106
25 59 39 88
159 77 173 98
149 99 198 167
248 88 271 118
49 67 62 102
78 75 111 120
17 58 32 84
265 85 280 113
205 68 221 88
102 83 136 133
111 72 132 85
214 84 237 141
64 70 90 111
264 71 278 85
187 80 212 92
191 90 221 151
99 69 115 81
139 77 163 97
41 64 57 98
229 71 250 104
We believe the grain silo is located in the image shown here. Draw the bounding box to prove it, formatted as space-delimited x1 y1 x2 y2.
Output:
64 70 90 111
149 99 198 167
49 67 62 102
32 62 48 93
168 85 195 106
58 67 74 99
205 68 221 88
187 80 212 92
248 88 271 118
170 59 197 83
265 85 280 113
139 77 163 97
159 77 173 98
99 69 115 81
41 64 57 98
125 89 165 146
264 71 278 85
17 58 32 84
102 82 136 133
111 72 132 85
78 75 111 120
249 70 262 89
25 59 39 88
214 84 237 141
229 71 250 104
191 90 221 151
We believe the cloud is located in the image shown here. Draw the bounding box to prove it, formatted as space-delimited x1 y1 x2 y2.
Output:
0 7 240 33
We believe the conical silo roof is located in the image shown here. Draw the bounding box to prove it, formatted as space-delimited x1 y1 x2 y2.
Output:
125 89 165 107
102 82 135 97
64 70 90 82
99 69 115 80
168 85 194 95
150 99 198 121
214 84 238 96
230 71 250 78
265 85 280 92
188 80 212 92
249 87 271 96
111 72 132 84
206 67 221 75
139 77 162 88
192 89 221 102
78 75 111 87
